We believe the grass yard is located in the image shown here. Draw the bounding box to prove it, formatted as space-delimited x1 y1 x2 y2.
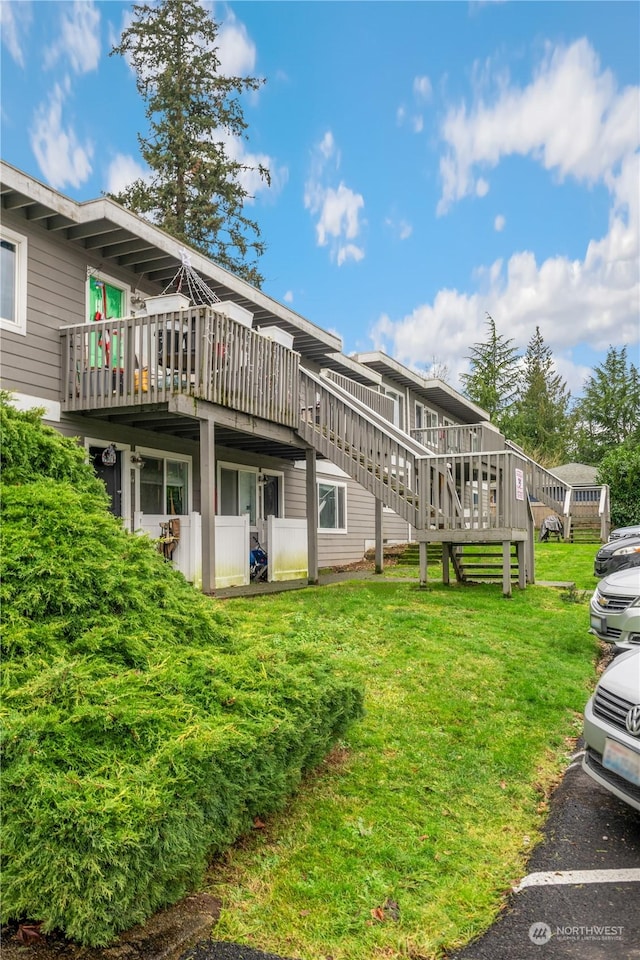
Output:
204 543 600 960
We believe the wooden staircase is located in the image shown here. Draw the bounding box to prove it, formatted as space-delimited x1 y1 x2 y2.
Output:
451 544 520 584
297 369 535 591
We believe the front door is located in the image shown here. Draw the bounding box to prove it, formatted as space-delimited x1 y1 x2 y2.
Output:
90 445 122 516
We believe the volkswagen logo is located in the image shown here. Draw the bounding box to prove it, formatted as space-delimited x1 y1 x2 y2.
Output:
625 705 640 737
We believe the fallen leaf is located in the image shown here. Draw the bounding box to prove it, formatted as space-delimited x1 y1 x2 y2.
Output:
15 923 43 944
253 817 266 829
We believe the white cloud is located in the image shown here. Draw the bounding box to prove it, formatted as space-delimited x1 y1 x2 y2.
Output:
283 290 294 303
44 0 101 75
216 128 288 201
0 0 31 67
106 154 150 195
316 183 364 245
304 132 365 266
216 7 257 76
337 243 365 267
413 75 432 101
371 203 639 396
386 216 413 241
437 38 639 214
372 37 639 393
30 81 93 189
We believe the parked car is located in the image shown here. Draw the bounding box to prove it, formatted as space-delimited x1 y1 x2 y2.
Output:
583 647 640 811
609 524 640 541
590 567 640 650
594 536 640 578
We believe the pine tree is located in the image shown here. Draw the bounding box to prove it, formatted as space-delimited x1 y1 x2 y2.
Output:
572 346 640 464
110 0 270 286
460 314 520 431
510 326 571 465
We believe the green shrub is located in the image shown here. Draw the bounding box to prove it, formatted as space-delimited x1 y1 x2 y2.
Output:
0 400 363 945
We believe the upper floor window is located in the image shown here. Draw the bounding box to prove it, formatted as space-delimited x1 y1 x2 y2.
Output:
87 272 129 368
318 481 347 532
0 226 27 335
415 402 438 430
89 274 126 322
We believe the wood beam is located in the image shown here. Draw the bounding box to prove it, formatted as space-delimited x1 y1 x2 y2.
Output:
306 448 318 584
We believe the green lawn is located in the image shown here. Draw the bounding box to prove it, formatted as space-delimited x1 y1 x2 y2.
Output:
204 543 601 959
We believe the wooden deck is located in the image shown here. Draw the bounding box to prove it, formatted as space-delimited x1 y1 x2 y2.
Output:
60 306 300 429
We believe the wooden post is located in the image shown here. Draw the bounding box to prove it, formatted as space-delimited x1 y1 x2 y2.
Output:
502 540 512 597
200 416 216 594
306 448 319 584
516 540 526 589
375 498 384 574
419 541 428 588
442 543 450 585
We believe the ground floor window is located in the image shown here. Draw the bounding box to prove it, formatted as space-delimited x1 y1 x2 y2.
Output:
219 465 257 525
139 455 189 514
318 481 347 532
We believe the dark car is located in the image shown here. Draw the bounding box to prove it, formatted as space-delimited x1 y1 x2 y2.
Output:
609 525 640 541
594 536 640 578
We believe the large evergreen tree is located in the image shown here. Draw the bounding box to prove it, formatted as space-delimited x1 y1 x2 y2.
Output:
510 326 571 465
111 0 270 286
571 346 640 464
460 314 520 431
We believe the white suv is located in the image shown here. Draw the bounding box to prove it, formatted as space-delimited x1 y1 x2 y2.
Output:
589 567 640 651
583 648 640 811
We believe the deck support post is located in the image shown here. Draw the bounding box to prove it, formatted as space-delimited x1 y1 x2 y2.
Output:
374 498 384 574
419 541 428 587
442 543 450 585
516 540 526 589
502 540 512 597
306 448 319 584
200 416 216 594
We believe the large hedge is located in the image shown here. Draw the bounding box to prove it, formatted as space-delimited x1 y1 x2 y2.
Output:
0 399 363 945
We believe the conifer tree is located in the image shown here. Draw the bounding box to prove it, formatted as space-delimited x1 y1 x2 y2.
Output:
111 0 270 286
572 346 640 464
510 326 571 465
460 314 520 431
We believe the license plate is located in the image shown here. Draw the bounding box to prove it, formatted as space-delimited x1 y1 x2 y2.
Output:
603 738 640 787
591 613 606 633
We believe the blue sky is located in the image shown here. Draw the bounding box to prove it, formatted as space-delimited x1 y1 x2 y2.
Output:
1 1 639 397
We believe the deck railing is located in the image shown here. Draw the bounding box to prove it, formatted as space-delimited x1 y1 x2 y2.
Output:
411 422 505 455
320 369 396 422
300 369 529 535
60 307 300 428
416 450 530 532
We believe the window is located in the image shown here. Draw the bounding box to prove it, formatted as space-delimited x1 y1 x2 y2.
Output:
140 456 189 514
219 465 257 525
318 481 347 532
87 272 128 368
415 402 438 431
381 386 403 428
0 226 27 335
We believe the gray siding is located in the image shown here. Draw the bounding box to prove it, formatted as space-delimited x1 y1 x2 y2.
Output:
0 210 159 403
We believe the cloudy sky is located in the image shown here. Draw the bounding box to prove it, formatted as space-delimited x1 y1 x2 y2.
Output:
1 0 638 396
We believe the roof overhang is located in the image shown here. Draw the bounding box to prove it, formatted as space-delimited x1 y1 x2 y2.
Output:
0 160 342 364
353 351 491 423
